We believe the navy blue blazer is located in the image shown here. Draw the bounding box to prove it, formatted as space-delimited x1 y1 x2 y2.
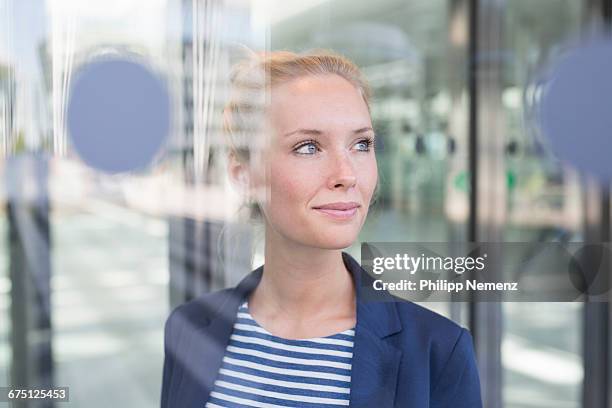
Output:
161 251 483 407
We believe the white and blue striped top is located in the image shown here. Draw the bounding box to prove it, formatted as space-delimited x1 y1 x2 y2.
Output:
205 300 355 407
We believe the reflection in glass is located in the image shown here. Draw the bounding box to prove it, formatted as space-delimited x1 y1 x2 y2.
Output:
502 1 584 407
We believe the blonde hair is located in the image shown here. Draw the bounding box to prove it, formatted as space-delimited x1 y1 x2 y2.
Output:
223 49 372 163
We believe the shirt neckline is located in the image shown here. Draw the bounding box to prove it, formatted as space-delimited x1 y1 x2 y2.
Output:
240 300 355 342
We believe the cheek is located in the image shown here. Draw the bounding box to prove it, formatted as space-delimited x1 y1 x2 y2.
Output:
268 160 317 212
360 158 378 199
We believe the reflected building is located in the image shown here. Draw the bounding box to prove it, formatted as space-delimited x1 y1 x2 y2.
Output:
0 63 16 155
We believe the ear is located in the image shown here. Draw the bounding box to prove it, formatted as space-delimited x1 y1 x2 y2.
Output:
227 150 250 192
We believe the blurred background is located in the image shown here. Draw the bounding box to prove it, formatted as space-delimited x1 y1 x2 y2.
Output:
1 0 612 407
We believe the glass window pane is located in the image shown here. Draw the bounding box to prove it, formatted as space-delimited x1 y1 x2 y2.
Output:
502 1 584 407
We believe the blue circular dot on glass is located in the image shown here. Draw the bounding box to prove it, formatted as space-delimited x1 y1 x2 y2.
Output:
67 57 170 174
539 36 612 182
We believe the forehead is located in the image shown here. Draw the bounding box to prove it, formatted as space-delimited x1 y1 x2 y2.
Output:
268 74 371 131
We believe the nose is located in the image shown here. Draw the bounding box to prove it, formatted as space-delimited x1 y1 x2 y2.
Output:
328 151 357 190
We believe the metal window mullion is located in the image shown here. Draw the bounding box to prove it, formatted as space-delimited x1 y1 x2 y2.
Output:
581 177 611 408
581 1 612 407
466 0 505 407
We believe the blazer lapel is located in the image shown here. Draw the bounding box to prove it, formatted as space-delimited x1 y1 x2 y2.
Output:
343 252 404 408
175 265 264 408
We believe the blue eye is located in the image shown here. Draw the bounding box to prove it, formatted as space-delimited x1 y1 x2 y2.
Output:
355 137 374 152
294 141 319 155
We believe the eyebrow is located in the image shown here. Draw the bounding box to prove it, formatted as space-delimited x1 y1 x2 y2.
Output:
283 127 374 138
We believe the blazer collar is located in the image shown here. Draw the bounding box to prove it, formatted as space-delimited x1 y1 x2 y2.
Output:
220 251 402 338
177 251 403 408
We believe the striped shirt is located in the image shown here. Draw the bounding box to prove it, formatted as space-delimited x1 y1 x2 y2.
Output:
205 301 355 408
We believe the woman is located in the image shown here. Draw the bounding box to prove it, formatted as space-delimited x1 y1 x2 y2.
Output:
161 50 482 408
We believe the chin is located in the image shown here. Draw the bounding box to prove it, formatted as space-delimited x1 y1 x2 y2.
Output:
308 222 363 248
311 233 358 250
273 214 364 249
321 241 355 250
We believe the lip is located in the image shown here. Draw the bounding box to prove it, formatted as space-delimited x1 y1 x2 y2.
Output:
314 207 358 220
312 202 360 221
312 202 361 211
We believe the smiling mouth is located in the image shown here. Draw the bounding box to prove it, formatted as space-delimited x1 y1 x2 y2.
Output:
313 207 358 220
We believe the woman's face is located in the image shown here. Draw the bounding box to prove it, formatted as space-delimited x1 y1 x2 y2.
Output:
252 73 378 249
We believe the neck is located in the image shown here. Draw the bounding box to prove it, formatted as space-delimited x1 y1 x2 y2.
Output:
248 229 356 323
